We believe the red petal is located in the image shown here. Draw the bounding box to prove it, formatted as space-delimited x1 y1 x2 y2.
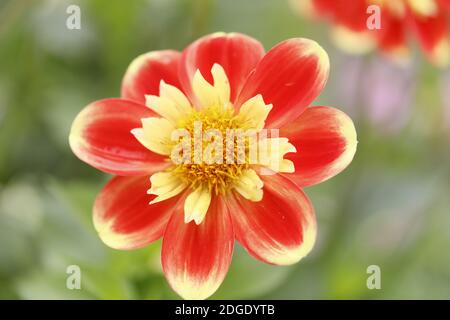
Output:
281 106 357 187
408 8 450 66
438 0 450 10
162 196 234 300
228 174 316 265
93 176 180 250
236 38 329 129
311 0 338 15
121 50 182 104
179 32 265 105
69 98 168 176
312 0 369 31
377 13 408 54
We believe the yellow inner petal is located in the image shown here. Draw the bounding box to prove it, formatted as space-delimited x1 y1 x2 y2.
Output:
234 94 273 130
184 186 212 224
148 171 187 204
131 117 175 155
258 138 296 173
234 169 264 201
192 64 231 111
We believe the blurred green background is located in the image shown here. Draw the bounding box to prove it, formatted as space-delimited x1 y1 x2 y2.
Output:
1 0 450 299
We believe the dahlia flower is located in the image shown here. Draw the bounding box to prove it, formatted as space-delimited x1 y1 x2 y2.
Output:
294 0 450 67
69 32 357 299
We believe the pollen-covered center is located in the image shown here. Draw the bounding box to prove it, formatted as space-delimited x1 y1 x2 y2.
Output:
170 106 251 195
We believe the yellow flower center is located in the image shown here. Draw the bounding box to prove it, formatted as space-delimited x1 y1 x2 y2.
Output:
171 106 250 195
131 63 295 224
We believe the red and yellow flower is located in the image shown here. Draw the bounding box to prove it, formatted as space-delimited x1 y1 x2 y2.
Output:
69 32 357 299
294 0 450 66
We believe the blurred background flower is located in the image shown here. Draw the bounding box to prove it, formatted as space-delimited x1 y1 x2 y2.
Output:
1 0 450 299
329 53 417 134
292 0 450 67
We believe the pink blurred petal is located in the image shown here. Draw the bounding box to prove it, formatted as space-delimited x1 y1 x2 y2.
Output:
362 57 416 133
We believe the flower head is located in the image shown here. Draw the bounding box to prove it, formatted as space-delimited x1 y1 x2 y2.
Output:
294 0 450 67
69 32 357 299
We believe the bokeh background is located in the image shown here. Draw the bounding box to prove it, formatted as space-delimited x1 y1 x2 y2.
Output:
1 0 450 299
